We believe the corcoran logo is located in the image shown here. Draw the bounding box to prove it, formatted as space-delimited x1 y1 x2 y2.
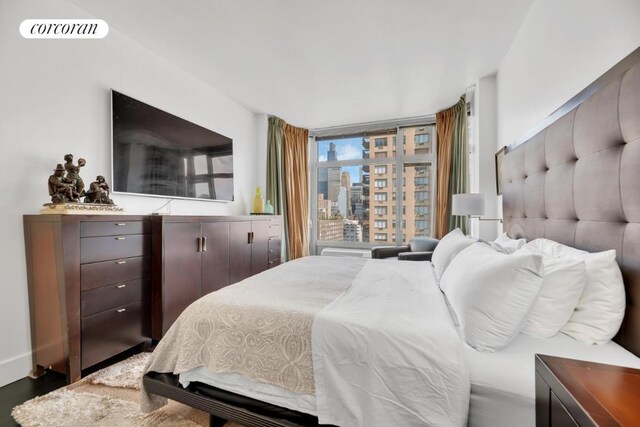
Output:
19 19 109 39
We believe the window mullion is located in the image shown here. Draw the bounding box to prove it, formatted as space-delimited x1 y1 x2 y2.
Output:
395 127 403 244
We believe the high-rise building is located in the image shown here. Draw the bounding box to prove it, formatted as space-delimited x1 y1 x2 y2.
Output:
367 126 434 244
318 218 345 241
317 193 332 220
340 171 352 217
327 167 342 202
337 186 348 218
327 142 337 161
343 220 362 242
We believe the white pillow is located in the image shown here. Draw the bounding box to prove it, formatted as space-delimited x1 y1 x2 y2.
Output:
431 228 475 280
440 242 544 352
518 247 587 338
492 232 526 254
523 239 625 344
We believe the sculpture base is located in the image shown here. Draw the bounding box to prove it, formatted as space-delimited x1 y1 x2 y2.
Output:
40 203 125 215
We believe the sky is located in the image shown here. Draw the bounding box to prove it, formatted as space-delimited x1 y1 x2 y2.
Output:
318 137 363 184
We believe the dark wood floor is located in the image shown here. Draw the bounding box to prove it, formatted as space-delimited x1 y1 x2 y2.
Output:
0 370 67 426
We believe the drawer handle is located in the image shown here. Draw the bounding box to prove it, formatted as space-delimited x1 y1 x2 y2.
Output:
115 260 126 265
115 237 126 240
116 308 126 313
115 223 126 226
116 284 126 289
268 250 273 253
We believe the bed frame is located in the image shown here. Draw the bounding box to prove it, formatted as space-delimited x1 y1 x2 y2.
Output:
144 46 640 426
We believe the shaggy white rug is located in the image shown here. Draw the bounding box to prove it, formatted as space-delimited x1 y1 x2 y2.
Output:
86 352 152 389
12 389 201 427
12 353 242 427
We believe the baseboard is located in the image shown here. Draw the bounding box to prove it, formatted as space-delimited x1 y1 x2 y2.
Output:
0 352 32 388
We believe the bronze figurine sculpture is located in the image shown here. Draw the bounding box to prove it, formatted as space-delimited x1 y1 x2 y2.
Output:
48 164 76 203
45 154 118 211
64 154 86 197
84 175 114 205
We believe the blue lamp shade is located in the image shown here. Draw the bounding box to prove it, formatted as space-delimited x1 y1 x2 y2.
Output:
452 193 486 216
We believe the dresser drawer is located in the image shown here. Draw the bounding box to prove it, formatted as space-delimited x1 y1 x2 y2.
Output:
268 259 281 269
80 221 150 237
80 234 150 264
81 278 148 317
268 238 281 261
81 300 147 369
268 224 281 238
81 256 150 291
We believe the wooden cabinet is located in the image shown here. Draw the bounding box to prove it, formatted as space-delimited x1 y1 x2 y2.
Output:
151 215 281 339
535 354 640 426
23 215 151 383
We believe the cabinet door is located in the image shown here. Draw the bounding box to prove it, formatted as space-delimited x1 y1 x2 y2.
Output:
251 220 270 276
201 222 230 295
229 221 252 284
162 222 202 335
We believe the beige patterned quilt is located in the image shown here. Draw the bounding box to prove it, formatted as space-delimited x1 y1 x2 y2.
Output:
142 255 367 411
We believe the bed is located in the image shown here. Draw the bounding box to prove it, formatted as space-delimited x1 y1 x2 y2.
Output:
143 47 640 426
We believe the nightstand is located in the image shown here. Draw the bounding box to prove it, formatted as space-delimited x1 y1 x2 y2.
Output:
535 354 640 426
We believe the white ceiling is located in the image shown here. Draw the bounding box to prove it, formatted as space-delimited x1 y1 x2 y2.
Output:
70 0 535 129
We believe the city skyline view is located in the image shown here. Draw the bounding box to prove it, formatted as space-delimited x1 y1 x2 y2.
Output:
315 125 435 245
317 137 362 184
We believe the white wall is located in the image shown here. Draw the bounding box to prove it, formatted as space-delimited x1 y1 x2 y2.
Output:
0 0 260 386
474 74 500 241
497 0 640 148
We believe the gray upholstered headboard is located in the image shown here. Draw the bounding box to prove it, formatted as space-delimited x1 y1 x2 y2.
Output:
501 47 640 357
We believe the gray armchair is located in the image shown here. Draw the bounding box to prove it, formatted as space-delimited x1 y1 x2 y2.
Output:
371 237 439 261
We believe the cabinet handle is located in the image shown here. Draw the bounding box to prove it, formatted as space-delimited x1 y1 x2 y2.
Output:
197 237 202 252
115 260 126 265
115 237 126 240
247 232 252 244
115 223 126 226
116 284 126 289
251 232 255 243
202 236 207 252
116 308 126 313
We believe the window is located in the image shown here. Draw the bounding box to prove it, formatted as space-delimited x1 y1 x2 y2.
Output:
312 124 436 247
415 220 429 230
414 176 428 186
374 192 387 201
415 191 429 201
415 206 429 216
375 220 387 229
415 133 429 144
375 138 387 148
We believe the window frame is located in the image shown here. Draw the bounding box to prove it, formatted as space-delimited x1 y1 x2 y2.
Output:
309 118 437 253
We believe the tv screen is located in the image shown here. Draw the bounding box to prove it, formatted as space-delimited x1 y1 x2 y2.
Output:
111 90 234 201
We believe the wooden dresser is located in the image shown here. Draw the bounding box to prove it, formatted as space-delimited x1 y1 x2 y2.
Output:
23 215 151 383
150 215 282 339
535 354 640 426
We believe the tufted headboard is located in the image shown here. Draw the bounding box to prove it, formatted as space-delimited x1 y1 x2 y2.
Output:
501 47 640 357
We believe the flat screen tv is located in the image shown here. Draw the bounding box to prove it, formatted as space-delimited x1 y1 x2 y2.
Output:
111 90 234 201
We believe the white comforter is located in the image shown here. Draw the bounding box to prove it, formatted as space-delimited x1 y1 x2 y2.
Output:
312 259 470 427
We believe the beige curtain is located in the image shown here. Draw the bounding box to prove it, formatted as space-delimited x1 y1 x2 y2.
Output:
435 96 468 238
282 122 310 260
435 106 455 239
